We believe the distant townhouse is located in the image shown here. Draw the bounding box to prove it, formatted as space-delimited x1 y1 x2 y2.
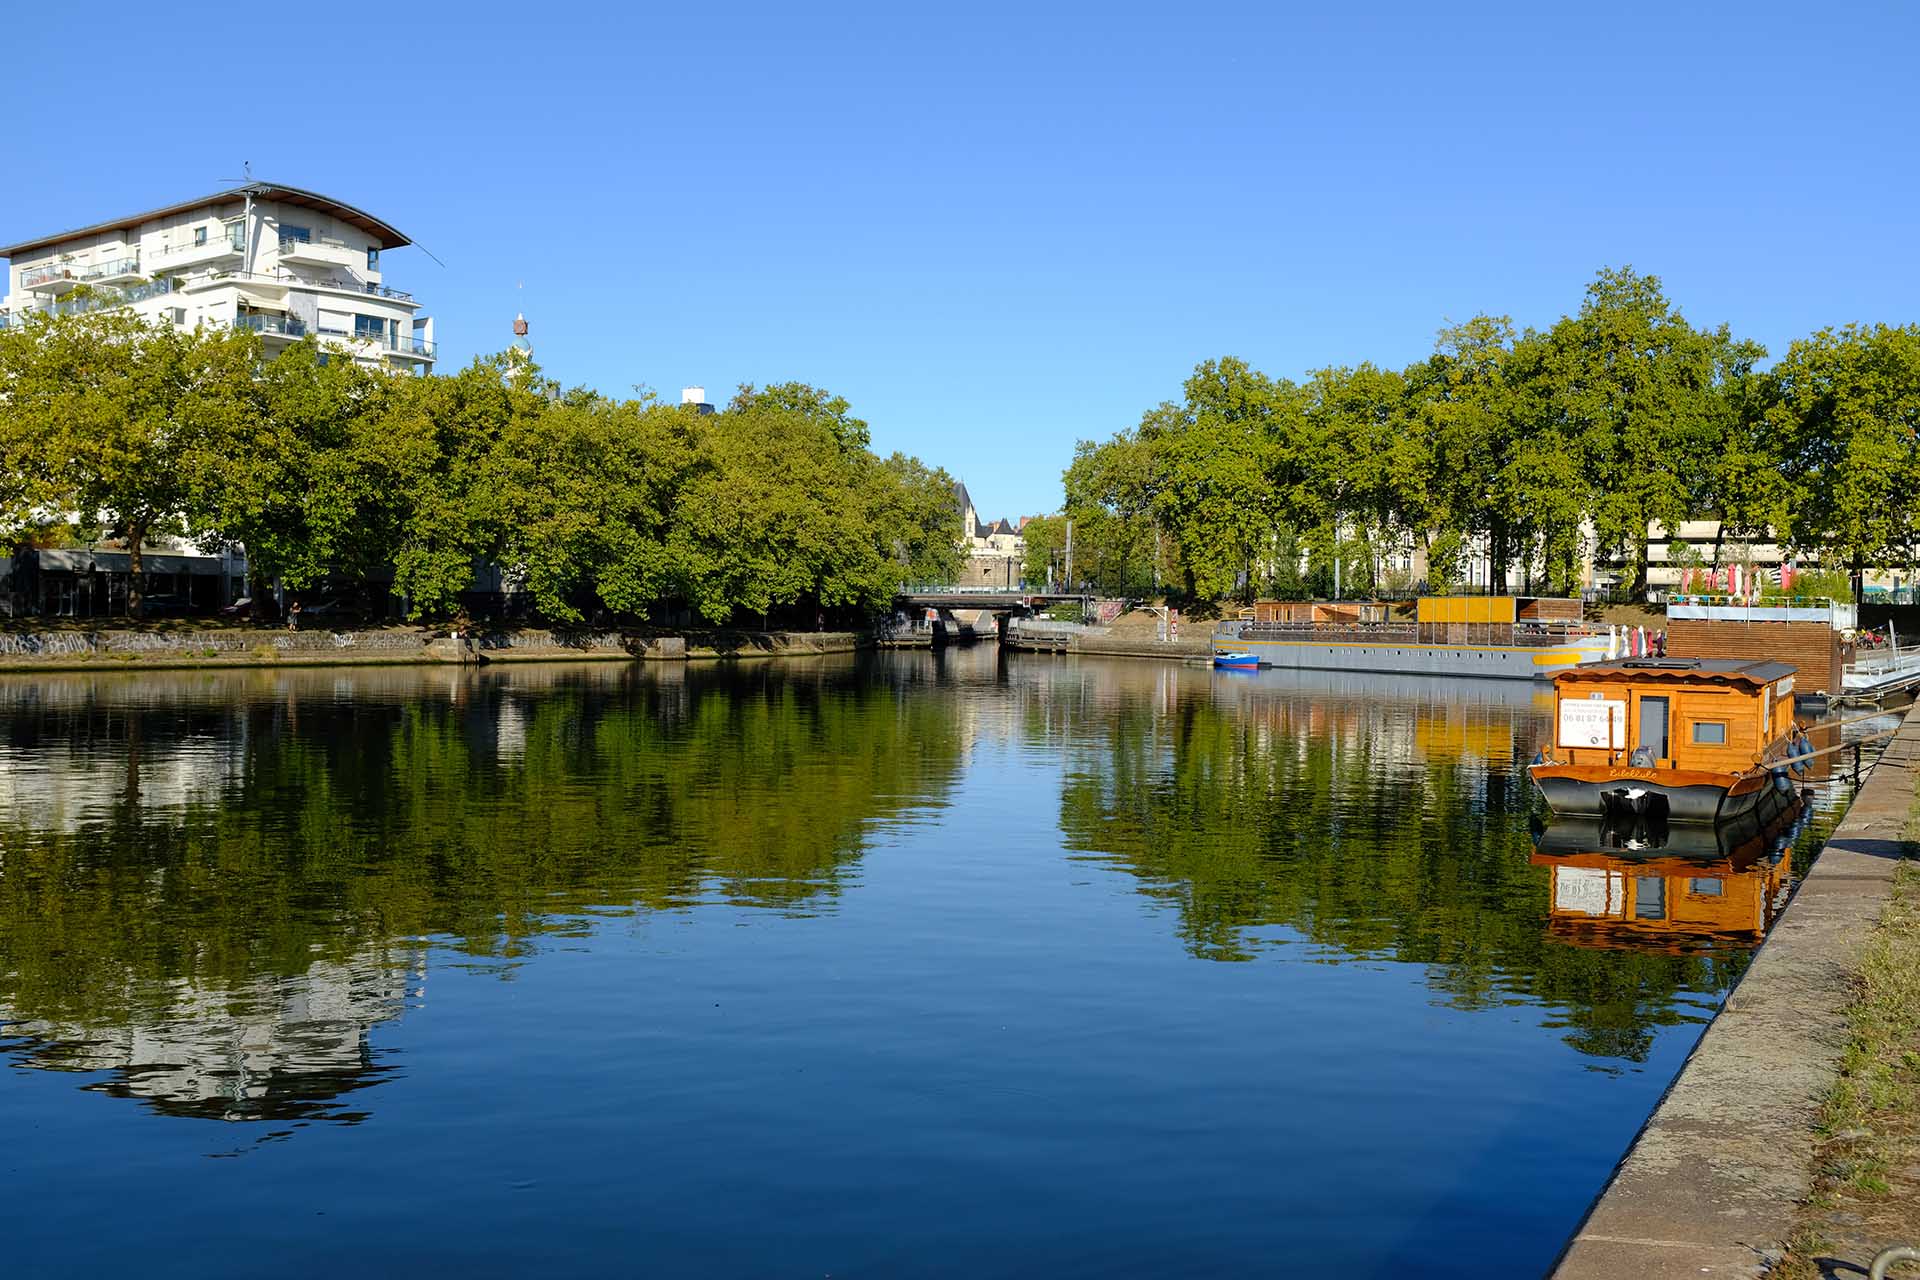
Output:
0 183 435 372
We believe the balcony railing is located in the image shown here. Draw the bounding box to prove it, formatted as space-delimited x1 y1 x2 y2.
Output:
276 231 353 254
49 277 177 317
23 255 143 288
151 225 246 260
236 314 307 338
197 268 414 303
314 325 437 360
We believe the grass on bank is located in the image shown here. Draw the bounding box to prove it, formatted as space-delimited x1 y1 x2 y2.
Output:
1777 796 1920 1278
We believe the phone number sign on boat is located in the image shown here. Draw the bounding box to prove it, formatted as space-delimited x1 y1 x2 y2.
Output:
1558 699 1626 750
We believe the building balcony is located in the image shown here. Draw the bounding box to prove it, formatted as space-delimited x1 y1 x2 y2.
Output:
148 227 247 271
392 333 436 361
23 256 142 293
275 234 361 269
236 314 307 340
184 269 415 306
315 326 437 363
87 256 145 287
49 277 176 318
23 264 83 294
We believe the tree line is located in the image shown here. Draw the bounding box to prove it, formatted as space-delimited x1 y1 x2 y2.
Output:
1035 267 1920 602
0 309 962 623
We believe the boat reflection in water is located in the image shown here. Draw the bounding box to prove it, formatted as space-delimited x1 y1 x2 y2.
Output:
1529 796 1815 953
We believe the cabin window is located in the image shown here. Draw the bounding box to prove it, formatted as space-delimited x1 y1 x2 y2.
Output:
1637 697 1670 760
1691 721 1727 745
1634 877 1666 920
1689 878 1724 897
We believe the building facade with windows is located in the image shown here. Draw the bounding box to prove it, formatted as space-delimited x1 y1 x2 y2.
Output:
953 482 1025 587
0 183 434 372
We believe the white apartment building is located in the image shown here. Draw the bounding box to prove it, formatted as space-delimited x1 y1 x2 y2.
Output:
0 183 433 372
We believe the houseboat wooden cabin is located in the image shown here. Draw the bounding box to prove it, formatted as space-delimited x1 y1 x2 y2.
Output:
1528 658 1804 825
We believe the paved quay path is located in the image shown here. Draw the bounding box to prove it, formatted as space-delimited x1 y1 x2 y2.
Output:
1553 701 1920 1280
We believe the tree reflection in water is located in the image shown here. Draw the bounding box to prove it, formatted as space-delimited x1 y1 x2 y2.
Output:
0 656 1860 1128
0 659 966 1123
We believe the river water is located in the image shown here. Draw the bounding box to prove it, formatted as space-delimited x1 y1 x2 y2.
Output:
0 650 1875 1276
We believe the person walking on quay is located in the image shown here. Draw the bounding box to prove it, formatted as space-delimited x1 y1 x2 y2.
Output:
287 600 302 633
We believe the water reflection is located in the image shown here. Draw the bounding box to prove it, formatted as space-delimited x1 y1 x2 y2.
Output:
1037 664 1843 1062
0 950 415 1125
1529 801 1813 953
0 660 966 1124
0 655 1866 1137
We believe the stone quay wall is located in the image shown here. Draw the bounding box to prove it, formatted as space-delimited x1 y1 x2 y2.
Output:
0 627 868 671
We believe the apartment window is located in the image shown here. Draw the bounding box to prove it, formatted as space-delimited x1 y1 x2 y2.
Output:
281 224 312 245
1691 721 1727 745
194 226 208 246
354 314 386 341
367 247 380 271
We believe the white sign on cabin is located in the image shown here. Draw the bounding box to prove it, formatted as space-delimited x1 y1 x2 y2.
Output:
1558 699 1626 749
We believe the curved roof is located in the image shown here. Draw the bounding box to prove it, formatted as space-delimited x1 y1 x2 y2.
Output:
0 183 413 258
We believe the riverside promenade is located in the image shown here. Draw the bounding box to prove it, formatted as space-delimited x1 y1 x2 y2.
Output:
1553 701 1920 1279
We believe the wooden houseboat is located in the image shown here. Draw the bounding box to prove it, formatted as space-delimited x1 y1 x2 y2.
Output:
1528 657 1806 825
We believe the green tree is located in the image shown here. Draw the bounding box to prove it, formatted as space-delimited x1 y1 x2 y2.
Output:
185 340 398 617
1020 513 1067 585
1139 358 1301 601
0 307 257 616
1768 324 1920 600
1062 434 1163 595
481 394 699 622
378 356 547 617
1543 268 1760 600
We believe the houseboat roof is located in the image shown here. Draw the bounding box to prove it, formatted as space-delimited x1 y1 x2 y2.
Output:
1558 657 1796 688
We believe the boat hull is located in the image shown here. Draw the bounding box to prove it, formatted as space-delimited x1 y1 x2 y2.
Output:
1531 763 1794 826
1212 653 1260 670
1210 634 1611 682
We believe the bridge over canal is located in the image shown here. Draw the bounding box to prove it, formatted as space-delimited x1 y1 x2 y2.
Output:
893 588 1098 645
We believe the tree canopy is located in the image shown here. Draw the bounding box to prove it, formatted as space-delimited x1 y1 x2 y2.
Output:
1055 268 1917 601
0 311 962 623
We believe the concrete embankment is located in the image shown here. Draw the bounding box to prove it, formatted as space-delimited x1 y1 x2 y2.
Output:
1553 701 1920 1280
0 626 867 672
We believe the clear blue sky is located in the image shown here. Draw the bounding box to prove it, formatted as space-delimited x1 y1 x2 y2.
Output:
4 2 1915 517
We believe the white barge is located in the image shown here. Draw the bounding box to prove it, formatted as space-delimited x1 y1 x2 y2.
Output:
1210 596 1612 682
